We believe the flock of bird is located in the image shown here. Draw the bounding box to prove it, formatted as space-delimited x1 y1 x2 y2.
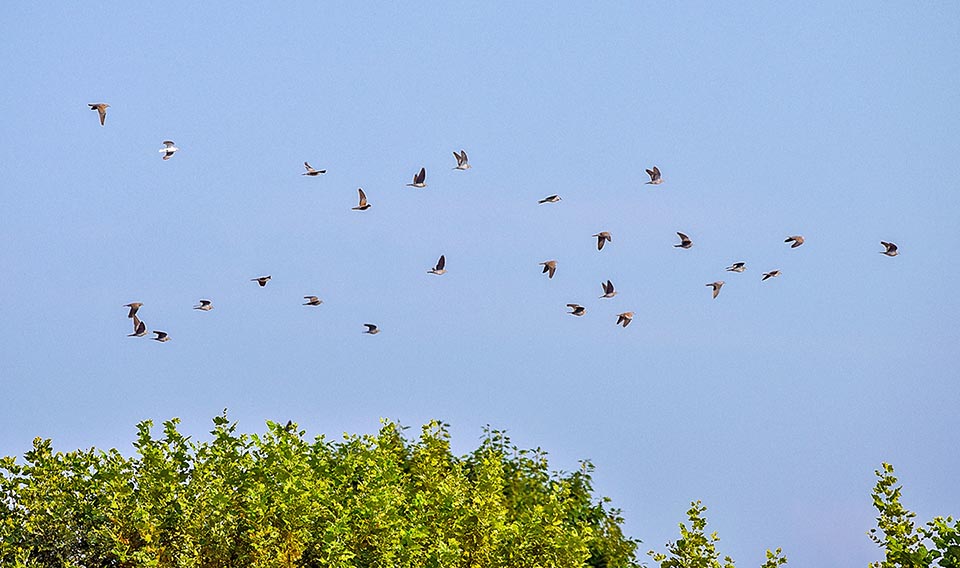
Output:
91 101 901 342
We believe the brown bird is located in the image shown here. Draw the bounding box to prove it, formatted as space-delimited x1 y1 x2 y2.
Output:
352 188 371 210
303 296 323 306
675 232 693 249
152 330 171 342
880 241 899 257
406 167 427 188
593 232 612 251
785 235 804 248
124 302 143 318
761 270 781 281
251 276 271 287
616 312 634 327
538 194 562 204
88 103 109 126
567 303 586 316
453 150 470 170
363 323 380 335
707 281 724 299
194 299 213 310
645 166 663 185
600 280 617 298
428 255 446 275
128 315 147 337
726 262 746 273
302 162 326 176
540 260 557 279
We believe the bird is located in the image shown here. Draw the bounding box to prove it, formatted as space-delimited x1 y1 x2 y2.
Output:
128 315 147 337
645 166 662 185
152 330 171 342
352 188 371 210
785 235 804 248
707 281 724 299
88 103 109 126
124 303 143 318
363 323 380 335
538 195 561 204
251 276 271 287
593 232 612 251
453 150 470 170
194 299 213 311
428 255 446 275
674 232 693 249
540 260 557 279
284 420 295 432
762 270 781 281
567 303 586 316
726 262 747 273
407 167 427 188
616 312 634 327
600 280 617 298
302 162 326 176
303 296 323 306
159 141 178 160
880 241 899 257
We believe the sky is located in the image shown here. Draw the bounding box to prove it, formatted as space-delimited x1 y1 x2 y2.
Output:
1 3 959 566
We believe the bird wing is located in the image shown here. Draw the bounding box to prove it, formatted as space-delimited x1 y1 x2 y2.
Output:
365 324 377 332
460 150 468 163
653 166 661 178
97 106 107 125
437 255 445 270
677 232 689 241
163 140 175 147
358 188 367 206
417 167 426 183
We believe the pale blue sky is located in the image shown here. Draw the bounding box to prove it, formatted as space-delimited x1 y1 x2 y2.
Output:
2 3 959 566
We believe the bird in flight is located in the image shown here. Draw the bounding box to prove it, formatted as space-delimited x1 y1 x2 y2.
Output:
600 280 617 298
152 330 171 342
159 141 179 160
726 262 747 273
407 167 427 188
593 232 612 251
303 296 323 306
194 299 213 311
538 195 561 204
251 276 271 287
363 323 380 335
616 312 634 327
785 235 804 248
674 232 693 249
352 188 371 210
124 302 143 318
880 241 899 257
453 150 470 170
88 103 109 126
128 315 147 337
761 270 781 281
567 303 586 316
540 260 557 279
645 166 663 185
706 281 724 299
302 162 326 176
428 255 446 275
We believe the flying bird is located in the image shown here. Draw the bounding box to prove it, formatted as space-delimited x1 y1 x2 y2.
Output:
785 235 804 248
407 167 427 188
538 195 561 204
567 303 586 316
152 330 171 342
303 296 323 306
159 141 178 160
707 281 724 299
302 162 326 176
363 323 380 335
453 150 470 170
124 302 143 318
593 232 612 251
428 255 446 275
645 166 662 185
88 103 109 126
128 315 147 337
762 270 781 281
880 241 899 257
675 232 693 249
616 312 634 327
352 188 371 210
540 260 557 279
600 280 617 298
194 299 213 311
726 262 747 273
251 276 271 287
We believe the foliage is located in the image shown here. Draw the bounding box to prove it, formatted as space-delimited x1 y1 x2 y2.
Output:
869 462 960 568
0 414 640 568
